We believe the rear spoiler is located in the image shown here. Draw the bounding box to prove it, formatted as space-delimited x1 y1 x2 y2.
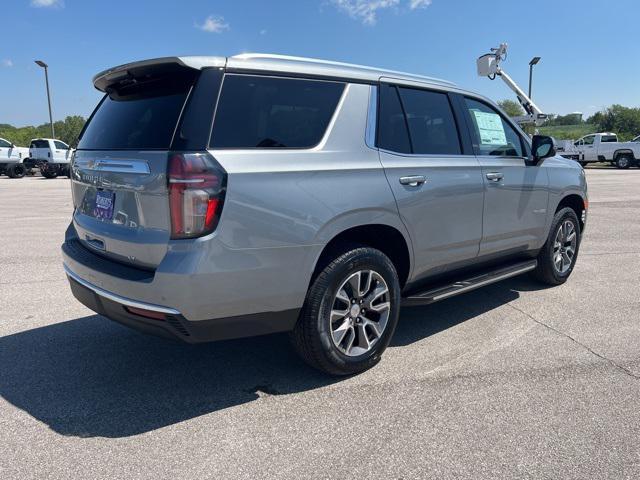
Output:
93 56 226 92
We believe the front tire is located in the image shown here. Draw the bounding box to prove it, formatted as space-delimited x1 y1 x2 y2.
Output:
291 246 401 375
532 207 581 285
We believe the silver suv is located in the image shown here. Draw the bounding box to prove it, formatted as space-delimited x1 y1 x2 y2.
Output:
62 54 588 375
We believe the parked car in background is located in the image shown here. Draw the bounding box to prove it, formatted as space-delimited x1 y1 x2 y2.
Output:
62 54 588 375
560 132 640 168
0 137 30 178
29 138 73 178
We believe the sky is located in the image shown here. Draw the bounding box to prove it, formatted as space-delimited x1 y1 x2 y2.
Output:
2 0 638 127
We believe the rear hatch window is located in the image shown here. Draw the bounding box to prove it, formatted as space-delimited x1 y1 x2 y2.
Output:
210 75 345 149
78 69 196 150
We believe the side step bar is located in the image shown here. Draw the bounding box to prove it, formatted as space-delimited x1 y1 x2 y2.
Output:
402 260 537 307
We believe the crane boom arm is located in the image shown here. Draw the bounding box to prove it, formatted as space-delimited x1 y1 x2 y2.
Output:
477 43 547 126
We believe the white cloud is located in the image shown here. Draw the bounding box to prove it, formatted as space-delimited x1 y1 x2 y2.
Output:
330 0 431 24
196 15 230 33
30 0 64 7
2 59 13 67
330 0 399 25
409 0 431 8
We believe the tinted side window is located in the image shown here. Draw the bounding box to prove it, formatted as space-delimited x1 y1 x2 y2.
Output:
601 135 617 143
0 139 11 148
31 140 48 148
377 84 411 154
464 98 524 157
397 87 460 155
583 135 595 145
54 141 68 149
210 75 345 149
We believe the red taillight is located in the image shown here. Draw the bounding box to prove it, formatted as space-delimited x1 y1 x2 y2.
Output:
168 153 226 239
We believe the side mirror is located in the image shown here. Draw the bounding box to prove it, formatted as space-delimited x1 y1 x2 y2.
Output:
531 135 556 164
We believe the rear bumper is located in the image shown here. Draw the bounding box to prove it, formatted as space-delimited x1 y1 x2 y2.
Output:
65 265 299 343
62 221 313 321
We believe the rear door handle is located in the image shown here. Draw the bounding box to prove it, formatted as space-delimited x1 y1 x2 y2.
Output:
399 175 426 187
485 172 504 182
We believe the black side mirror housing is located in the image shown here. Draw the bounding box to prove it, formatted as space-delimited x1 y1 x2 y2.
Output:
531 135 556 165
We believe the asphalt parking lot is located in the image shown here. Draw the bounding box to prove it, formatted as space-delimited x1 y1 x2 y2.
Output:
1 168 639 479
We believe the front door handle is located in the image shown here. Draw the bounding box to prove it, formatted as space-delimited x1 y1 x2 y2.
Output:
485 172 504 182
399 175 426 187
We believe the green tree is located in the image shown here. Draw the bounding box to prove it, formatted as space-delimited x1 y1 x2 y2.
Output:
497 99 524 117
0 116 86 147
57 116 86 146
587 105 640 141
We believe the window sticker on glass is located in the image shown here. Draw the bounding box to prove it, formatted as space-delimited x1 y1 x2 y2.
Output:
471 110 507 146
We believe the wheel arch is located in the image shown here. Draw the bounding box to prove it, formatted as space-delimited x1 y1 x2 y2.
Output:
310 223 412 289
556 194 586 230
613 149 634 160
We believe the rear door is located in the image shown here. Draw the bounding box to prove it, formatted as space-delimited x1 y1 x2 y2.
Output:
71 63 222 269
377 82 484 281
461 97 549 256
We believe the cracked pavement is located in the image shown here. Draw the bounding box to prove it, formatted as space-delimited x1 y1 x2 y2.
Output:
1 169 639 479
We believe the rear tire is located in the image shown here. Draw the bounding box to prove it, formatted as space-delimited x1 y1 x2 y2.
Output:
291 246 401 376
531 207 581 286
615 155 632 169
41 167 58 179
7 163 26 179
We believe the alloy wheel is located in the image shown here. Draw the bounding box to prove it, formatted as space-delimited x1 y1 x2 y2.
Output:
553 220 577 274
329 270 391 357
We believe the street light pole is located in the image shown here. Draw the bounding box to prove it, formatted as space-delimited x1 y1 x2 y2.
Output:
35 60 55 138
528 56 541 100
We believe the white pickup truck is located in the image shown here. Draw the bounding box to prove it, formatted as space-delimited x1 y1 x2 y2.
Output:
560 132 640 169
29 138 73 178
0 137 31 178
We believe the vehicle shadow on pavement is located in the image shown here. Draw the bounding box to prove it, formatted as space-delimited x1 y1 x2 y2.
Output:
0 276 540 438
390 275 547 347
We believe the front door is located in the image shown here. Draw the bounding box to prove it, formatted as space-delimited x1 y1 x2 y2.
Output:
580 135 597 161
461 97 549 256
0 138 12 160
52 140 69 163
377 83 484 281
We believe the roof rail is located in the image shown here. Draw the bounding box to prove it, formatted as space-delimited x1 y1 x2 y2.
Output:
231 53 456 87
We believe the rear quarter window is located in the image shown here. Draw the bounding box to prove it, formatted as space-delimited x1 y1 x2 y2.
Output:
210 75 345 149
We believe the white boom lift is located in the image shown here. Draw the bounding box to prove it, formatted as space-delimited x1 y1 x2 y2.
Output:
477 43 548 126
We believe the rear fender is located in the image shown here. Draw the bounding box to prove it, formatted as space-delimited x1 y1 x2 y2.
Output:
614 149 635 160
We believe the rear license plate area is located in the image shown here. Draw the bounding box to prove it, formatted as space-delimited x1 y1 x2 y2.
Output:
93 190 115 220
